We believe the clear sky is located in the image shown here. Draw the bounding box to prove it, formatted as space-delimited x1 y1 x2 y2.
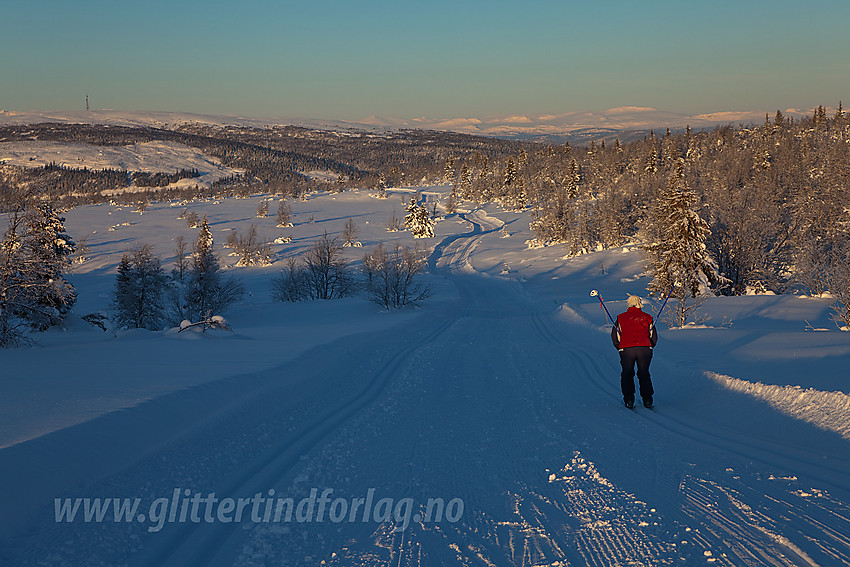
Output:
2 0 848 120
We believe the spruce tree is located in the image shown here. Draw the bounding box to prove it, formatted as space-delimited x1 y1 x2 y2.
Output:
181 216 244 328
643 159 722 325
404 197 434 238
112 244 169 330
24 203 77 327
0 204 76 345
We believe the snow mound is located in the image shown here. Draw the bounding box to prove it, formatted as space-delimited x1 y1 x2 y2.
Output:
707 372 850 440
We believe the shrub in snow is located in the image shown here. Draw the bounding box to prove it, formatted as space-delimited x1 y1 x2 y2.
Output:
112 244 170 330
231 225 273 267
73 235 90 264
362 243 430 309
0 203 77 347
374 175 388 199
184 211 201 228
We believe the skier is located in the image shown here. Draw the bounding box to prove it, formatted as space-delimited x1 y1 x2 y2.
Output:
611 295 658 409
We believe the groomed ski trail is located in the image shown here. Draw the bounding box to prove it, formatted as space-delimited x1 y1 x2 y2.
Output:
3 209 850 567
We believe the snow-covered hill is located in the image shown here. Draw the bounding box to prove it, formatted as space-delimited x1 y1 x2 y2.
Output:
0 139 242 191
0 186 848 566
1 106 817 143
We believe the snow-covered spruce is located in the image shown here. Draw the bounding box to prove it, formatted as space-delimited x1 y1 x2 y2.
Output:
642 159 724 327
404 196 434 239
0 203 76 347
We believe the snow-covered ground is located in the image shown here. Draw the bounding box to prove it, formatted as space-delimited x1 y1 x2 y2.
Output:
1 186 848 566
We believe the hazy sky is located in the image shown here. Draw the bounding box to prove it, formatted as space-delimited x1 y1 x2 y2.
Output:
2 0 848 120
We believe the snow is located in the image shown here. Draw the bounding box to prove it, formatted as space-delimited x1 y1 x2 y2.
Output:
1 185 849 566
706 372 850 440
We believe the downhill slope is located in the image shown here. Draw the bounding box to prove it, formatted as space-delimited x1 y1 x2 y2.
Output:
1 196 849 566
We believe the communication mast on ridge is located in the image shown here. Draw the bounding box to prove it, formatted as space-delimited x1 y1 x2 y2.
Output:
86 94 89 112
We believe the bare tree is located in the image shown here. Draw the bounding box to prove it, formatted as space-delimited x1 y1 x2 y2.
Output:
363 243 430 309
276 200 293 227
825 239 850 330
224 229 239 251
386 209 402 232
271 257 305 302
342 217 360 247
302 232 354 299
173 235 189 283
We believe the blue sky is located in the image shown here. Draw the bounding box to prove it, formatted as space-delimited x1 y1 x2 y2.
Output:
2 0 848 120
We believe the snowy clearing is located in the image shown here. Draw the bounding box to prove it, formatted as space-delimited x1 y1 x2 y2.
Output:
1 186 848 566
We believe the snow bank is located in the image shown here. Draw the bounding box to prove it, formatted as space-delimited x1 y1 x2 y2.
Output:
706 371 850 440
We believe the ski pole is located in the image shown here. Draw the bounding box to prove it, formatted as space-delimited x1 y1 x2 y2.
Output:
589 289 615 325
654 285 675 322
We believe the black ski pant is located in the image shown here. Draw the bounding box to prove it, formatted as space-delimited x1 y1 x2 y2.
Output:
619 346 654 402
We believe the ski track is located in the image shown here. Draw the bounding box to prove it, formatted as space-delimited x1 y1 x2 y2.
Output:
4 210 850 566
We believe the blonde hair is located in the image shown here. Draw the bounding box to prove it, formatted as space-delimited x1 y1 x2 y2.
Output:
627 295 643 309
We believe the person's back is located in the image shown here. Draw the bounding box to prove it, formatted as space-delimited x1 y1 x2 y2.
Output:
615 307 655 349
612 296 657 408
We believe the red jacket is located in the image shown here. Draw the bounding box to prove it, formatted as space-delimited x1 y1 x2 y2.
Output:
612 307 658 350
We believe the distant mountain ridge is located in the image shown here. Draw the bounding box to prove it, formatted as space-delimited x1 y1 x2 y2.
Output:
0 106 816 144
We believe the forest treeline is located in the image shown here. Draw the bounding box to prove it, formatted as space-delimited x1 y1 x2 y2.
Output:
442 105 850 298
